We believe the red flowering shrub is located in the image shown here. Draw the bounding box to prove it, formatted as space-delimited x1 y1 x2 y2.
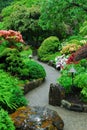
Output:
0 30 24 43
67 53 75 64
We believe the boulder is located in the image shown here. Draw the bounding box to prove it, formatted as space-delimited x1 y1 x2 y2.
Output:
49 83 65 106
10 106 64 130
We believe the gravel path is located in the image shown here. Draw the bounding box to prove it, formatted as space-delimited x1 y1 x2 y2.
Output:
25 59 87 130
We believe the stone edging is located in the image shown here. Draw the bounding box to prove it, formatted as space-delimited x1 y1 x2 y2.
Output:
23 78 45 94
61 99 87 112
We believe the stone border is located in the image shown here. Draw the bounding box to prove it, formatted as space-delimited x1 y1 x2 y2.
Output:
49 83 87 113
61 99 87 112
23 78 45 94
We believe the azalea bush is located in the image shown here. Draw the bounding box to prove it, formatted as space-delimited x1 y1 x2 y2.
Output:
61 44 81 55
55 54 68 70
0 30 24 48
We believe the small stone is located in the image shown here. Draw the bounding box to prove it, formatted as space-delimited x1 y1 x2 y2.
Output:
61 100 71 109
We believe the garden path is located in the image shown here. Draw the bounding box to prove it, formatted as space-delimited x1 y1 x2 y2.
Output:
25 57 87 130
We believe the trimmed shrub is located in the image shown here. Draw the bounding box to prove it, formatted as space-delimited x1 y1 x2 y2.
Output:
24 60 46 80
0 108 15 130
38 36 60 61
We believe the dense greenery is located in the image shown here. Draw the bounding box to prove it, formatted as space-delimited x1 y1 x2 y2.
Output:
0 108 15 130
1 6 41 46
57 59 87 102
0 32 46 80
0 69 27 112
39 0 87 38
0 0 13 13
38 36 60 61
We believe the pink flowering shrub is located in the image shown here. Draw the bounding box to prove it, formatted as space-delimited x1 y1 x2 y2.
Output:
0 30 24 43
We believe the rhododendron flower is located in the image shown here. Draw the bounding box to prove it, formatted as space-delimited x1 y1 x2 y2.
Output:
0 30 24 43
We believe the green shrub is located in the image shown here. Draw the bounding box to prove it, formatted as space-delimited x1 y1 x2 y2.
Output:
0 69 27 112
0 48 28 78
0 108 15 130
64 35 87 47
79 59 87 69
57 63 85 93
38 36 60 61
41 52 61 62
24 60 46 80
58 76 72 93
0 38 9 52
74 73 87 102
74 73 87 89
79 21 87 36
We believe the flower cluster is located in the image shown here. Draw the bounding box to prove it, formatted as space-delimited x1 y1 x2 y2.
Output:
66 53 75 64
0 30 24 43
61 44 81 55
55 54 68 70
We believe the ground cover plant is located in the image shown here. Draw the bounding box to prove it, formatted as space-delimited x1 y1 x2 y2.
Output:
0 69 27 112
0 108 15 130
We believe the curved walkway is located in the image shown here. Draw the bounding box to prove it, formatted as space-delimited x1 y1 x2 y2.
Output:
25 59 87 130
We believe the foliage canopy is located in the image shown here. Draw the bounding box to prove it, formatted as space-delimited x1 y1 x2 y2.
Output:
39 0 87 38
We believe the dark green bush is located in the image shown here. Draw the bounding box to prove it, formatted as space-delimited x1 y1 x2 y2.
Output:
0 47 46 80
24 60 46 80
38 36 60 61
0 108 15 130
0 69 27 112
0 48 28 78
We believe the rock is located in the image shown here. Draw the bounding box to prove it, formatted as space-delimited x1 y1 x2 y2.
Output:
70 103 84 112
61 100 84 112
49 83 65 106
61 100 71 109
10 106 64 130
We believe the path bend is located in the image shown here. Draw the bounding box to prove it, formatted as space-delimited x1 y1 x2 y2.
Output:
25 59 87 130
